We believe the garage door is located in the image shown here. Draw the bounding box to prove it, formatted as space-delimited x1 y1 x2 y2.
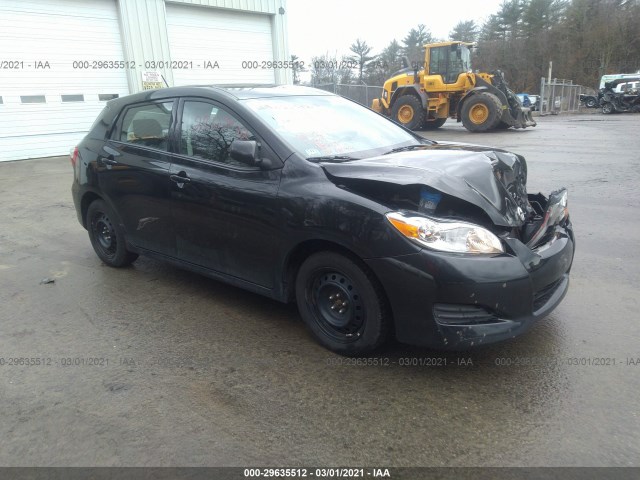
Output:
166 4 275 86
0 0 129 161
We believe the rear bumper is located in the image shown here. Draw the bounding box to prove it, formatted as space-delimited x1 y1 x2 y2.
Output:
365 222 574 349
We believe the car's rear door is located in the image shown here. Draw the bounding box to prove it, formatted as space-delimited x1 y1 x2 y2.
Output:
168 98 282 288
97 99 177 256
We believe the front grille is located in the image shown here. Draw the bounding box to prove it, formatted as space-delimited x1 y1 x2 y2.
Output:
533 279 562 312
433 304 501 326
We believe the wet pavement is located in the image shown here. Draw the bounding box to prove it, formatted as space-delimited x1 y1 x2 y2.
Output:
0 112 638 467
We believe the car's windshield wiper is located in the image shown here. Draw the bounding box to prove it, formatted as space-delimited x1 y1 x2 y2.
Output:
306 155 358 163
383 143 434 155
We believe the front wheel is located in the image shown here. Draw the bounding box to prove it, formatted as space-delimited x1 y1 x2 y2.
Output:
87 200 138 267
295 252 391 356
391 95 425 131
601 102 614 114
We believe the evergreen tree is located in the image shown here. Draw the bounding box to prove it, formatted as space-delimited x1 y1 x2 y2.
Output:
449 20 480 43
348 39 376 83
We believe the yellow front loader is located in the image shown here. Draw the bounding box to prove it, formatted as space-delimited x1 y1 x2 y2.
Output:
371 41 536 132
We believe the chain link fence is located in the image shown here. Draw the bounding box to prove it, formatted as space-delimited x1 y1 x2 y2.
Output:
312 83 383 107
315 79 598 115
539 78 595 115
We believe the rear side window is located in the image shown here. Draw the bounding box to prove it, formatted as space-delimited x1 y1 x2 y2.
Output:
117 101 174 151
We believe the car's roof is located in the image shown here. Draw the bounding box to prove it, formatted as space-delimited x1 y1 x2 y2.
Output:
209 84 333 99
107 84 333 108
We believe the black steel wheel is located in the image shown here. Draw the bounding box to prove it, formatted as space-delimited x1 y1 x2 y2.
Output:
295 251 390 355
87 200 138 267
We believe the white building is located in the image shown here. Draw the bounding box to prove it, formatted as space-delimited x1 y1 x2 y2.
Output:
0 0 290 161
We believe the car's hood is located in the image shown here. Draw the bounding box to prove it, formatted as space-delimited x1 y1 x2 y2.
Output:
320 144 529 227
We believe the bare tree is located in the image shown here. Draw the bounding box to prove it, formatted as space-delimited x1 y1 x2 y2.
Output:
310 54 354 86
291 54 306 85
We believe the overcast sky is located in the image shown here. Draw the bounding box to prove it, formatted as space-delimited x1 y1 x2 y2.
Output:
287 0 505 63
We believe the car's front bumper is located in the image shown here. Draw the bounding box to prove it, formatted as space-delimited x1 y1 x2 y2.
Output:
365 222 575 349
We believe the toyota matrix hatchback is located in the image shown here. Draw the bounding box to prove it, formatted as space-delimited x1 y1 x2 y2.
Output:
71 85 574 355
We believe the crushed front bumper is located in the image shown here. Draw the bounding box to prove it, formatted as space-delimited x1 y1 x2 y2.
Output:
365 221 575 349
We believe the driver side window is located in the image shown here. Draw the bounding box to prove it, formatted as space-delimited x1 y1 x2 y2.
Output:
180 101 253 166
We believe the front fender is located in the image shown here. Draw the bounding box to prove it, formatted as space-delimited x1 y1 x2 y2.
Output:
391 86 429 109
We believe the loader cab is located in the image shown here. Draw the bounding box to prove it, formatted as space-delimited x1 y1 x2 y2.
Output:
426 42 472 84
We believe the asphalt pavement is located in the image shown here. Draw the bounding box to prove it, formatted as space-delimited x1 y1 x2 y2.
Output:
0 112 638 468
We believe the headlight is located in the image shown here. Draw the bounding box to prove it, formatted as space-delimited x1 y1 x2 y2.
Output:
386 212 504 254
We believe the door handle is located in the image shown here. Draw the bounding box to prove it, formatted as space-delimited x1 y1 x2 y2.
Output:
170 174 191 185
102 158 118 166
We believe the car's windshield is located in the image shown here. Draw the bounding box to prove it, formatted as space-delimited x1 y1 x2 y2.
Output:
242 94 422 159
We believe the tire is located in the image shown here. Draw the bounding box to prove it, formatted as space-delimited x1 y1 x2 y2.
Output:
602 102 614 114
86 199 138 267
422 117 447 130
295 251 391 356
391 95 425 131
586 97 597 108
461 93 503 132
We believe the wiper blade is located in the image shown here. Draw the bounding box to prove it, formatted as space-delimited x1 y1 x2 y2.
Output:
383 144 434 155
307 155 357 163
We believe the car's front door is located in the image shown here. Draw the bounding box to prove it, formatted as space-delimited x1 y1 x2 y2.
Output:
168 99 282 288
97 100 177 256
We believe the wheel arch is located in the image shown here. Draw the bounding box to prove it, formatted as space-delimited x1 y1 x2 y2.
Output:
390 85 428 109
281 239 388 307
80 191 103 229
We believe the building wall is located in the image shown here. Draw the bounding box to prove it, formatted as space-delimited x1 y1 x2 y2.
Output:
117 0 291 93
0 0 290 161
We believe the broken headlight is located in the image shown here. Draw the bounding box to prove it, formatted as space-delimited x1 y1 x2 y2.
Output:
386 212 504 254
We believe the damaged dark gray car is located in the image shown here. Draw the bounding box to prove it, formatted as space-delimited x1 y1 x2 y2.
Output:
72 85 575 355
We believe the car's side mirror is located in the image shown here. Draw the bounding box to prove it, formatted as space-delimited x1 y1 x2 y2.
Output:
229 140 259 166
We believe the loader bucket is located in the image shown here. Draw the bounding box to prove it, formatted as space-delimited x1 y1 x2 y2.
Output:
484 70 537 129
501 105 536 129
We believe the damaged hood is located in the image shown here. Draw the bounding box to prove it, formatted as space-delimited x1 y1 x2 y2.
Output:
321 144 529 227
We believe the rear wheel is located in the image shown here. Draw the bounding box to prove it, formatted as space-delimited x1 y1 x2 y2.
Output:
586 97 597 108
295 251 391 356
391 95 425 131
461 93 502 132
422 117 447 130
87 200 138 267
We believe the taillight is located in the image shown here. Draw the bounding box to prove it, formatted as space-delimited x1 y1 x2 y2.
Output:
70 146 79 168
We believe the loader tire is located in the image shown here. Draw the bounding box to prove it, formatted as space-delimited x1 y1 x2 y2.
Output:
461 93 503 132
422 118 447 130
391 95 425 131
